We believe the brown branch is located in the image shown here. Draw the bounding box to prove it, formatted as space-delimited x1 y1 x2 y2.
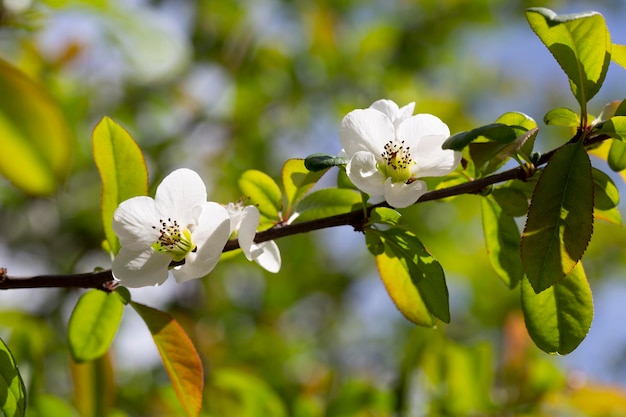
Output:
6 133 600 291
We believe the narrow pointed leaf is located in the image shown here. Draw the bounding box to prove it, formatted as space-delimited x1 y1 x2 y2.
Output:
442 123 516 151
70 354 115 417
132 302 203 417
239 170 283 221
612 43 626 69
304 153 347 171
521 141 593 293
544 107 580 127
0 337 26 417
68 290 125 363
481 195 523 288
0 59 72 195
526 8 610 110
372 228 449 325
93 117 149 255
281 159 327 219
521 262 593 354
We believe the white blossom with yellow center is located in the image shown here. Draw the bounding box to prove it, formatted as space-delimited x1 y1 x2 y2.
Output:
339 99 461 208
112 168 230 287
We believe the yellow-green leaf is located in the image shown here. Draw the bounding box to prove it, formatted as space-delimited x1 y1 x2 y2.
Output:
521 141 593 293
68 290 125 363
481 195 523 288
239 169 283 221
521 262 593 354
92 117 149 255
612 43 626 69
592 168 621 225
70 354 115 417
293 188 362 223
131 302 203 417
597 116 626 141
0 337 26 417
281 158 327 220
544 107 581 127
0 59 72 195
526 8 610 114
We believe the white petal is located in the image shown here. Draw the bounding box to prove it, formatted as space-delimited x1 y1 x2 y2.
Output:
397 113 450 147
397 102 416 123
411 134 462 178
346 151 386 196
173 202 230 283
154 168 208 225
370 99 415 128
113 196 160 250
112 247 170 287
339 108 395 157
252 241 281 273
237 206 261 260
383 178 427 208
225 202 243 235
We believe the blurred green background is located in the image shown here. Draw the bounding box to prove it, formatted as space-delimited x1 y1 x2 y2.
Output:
2 0 626 416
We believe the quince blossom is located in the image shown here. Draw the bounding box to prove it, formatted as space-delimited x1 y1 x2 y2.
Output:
112 168 230 287
339 99 461 208
226 203 281 273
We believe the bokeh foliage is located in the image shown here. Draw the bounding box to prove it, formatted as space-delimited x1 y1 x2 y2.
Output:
2 0 626 416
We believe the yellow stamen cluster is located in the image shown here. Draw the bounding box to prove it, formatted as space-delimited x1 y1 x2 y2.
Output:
381 140 414 182
152 218 196 262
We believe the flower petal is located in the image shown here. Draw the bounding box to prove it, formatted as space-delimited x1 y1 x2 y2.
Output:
113 196 161 250
252 241 281 273
370 99 415 127
339 108 395 157
237 206 261 260
346 151 386 196
411 134 462 177
383 178 427 208
398 113 450 146
112 247 171 287
154 168 208 225
173 202 230 283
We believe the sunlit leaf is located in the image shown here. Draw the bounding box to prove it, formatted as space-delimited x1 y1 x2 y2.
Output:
0 59 72 195
93 116 149 255
131 302 203 417
239 170 283 221
526 8 610 114
293 188 361 223
592 168 621 225
70 353 115 417
521 262 593 354
367 207 402 226
612 43 626 69
544 107 580 127
481 195 523 288
596 116 626 141
0 336 26 417
372 228 449 325
521 141 593 293
68 290 125 363
281 159 327 220
206 368 288 417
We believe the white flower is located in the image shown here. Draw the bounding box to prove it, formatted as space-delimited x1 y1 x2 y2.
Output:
339 99 461 208
112 168 230 287
225 203 281 273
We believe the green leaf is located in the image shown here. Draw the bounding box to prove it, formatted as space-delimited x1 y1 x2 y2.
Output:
68 290 125 363
521 141 594 293
131 302 203 417
481 195 523 289
525 8 610 115
608 139 626 171
612 43 626 69
592 168 621 225
206 368 288 417
304 153 347 171
70 354 115 417
442 123 517 151
372 228 449 325
0 336 26 417
0 58 73 195
470 128 538 176
544 107 580 127
92 117 149 255
521 262 593 354
281 159 327 219
596 116 626 140
293 188 362 223
239 170 283 221
491 186 529 217
367 207 402 226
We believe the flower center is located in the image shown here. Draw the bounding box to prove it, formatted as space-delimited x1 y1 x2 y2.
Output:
381 140 414 182
151 218 196 262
